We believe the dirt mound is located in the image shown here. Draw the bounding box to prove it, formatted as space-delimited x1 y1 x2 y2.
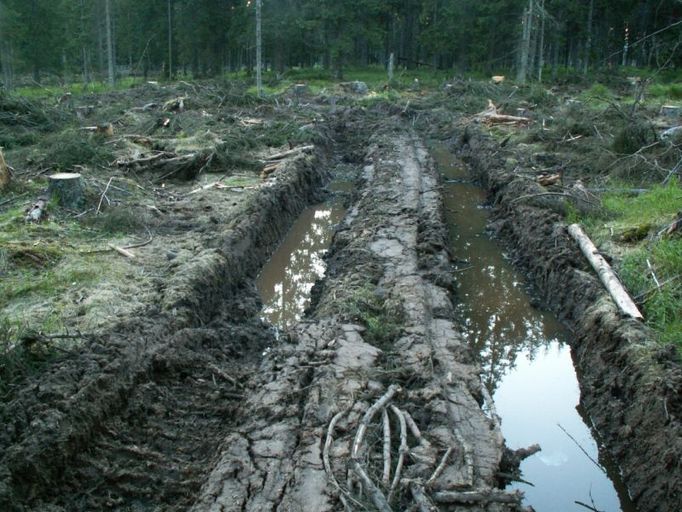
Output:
458 127 682 512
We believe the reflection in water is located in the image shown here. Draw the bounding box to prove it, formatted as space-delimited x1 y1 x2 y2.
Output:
257 198 346 330
432 144 635 512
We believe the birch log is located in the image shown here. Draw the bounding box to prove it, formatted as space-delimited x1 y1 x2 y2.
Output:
568 223 643 319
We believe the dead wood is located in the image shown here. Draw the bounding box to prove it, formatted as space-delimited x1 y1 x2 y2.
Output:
382 409 392 486
117 151 211 181
80 123 114 137
537 173 562 187
568 224 643 319
163 96 188 112
25 196 48 222
109 244 136 259
475 100 530 125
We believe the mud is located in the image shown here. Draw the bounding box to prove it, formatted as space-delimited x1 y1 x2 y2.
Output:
190 123 529 512
0 149 328 510
457 127 682 512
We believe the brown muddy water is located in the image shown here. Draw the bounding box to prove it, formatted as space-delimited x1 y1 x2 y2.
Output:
256 183 347 331
432 143 637 512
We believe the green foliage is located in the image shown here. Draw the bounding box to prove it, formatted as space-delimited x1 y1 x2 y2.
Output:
339 285 403 348
34 129 115 171
612 121 656 155
648 83 682 100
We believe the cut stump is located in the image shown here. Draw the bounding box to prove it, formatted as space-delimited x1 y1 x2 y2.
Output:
48 172 85 208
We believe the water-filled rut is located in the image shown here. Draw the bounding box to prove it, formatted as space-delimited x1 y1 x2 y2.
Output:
432 143 635 512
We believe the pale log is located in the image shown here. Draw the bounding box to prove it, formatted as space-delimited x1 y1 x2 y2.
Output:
568 224 643 319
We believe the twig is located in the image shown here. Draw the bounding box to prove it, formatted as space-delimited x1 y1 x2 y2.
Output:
646 259 661 290
388 405 408 502
558 423 606 474
382 409 392 486
96 177 115 214
575 500 604 512
426 447 453 486
496 472 535 487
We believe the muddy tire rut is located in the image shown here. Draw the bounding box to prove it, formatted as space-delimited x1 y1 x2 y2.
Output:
191 126 528 512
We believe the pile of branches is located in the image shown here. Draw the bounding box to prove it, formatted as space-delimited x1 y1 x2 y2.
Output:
325 385 526 511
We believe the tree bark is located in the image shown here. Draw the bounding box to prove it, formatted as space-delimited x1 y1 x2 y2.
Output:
568 224 643 319
48 173 85 209
583 0 594 75
255 0 262 97
105 0 115 85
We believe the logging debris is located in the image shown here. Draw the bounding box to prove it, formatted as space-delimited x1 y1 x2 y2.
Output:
568 223 643 319
476 100 531 126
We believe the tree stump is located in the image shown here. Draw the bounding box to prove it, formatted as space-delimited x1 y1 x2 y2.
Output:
48 173 85 208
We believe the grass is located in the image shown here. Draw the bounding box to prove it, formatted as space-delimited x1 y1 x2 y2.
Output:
14 76 142 100
339 284 403 349
579 180 682 350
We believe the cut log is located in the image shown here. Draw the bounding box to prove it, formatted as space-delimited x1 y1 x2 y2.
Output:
0 148 11 190
48 172 85 208
163 96 187 112
432 489 524 505
25 196 48 222
660 105 681 120
80 123 114 137
568 224 643 319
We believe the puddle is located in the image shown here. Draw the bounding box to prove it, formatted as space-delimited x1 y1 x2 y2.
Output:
431 143 636 512
257 190 347 331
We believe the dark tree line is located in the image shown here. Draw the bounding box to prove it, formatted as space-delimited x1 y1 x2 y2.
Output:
0 0 679 88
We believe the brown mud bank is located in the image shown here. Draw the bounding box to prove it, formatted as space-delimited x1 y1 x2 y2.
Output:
456 128 682 512
0 149 328 510
191 124 532 512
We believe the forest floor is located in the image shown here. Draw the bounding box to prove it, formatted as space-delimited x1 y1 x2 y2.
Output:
0 72 680 511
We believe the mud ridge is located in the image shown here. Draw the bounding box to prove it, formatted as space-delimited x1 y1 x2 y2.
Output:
458 127 682 512
0 151 328 510
191 123 531 512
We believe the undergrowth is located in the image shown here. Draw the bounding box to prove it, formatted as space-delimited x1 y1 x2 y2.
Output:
339 284 403 349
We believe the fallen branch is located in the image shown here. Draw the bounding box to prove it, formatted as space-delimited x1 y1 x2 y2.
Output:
475 100 530 125
97 177 115 214
568 224 643 319
426 447 453 487
109 244 136 259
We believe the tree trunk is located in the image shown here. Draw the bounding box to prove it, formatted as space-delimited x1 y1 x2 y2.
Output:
105 0 115 85
537 0 545 82
167 0 173 79
516 1 533 84
583 0 594 74
255 0 262 96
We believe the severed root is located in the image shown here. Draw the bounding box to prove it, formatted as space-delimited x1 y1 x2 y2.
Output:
388 405 408 502
382 409 391 486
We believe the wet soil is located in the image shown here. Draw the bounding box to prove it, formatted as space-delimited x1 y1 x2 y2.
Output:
457 127 682 512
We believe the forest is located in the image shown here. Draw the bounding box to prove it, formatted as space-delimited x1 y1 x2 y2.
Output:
0 0 681 87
